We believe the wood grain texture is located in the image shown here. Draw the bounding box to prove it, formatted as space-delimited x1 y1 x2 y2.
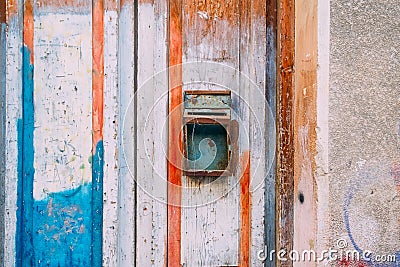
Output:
239 151 251 267
136 1 168 266
181 0 241 266
103 6 119 266
93 0 104 148
293 0 318 264
265 0 277 266
168 1 183 267
0 18 5 267
277 0 295 266
117 2 136 265
3 0 23 265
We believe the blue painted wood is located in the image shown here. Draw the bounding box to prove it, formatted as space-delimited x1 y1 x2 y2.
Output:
16 29 103 267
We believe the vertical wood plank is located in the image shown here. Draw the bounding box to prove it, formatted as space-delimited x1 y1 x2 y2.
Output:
265 0 278 265
19 0 35 263
180 0 241 266
237 1 253 265
245 1 268 265
16 0 103 265
92 0 105 264
277 0 295 266
293 0 318 264
3 0 23 265
136 0 168 266
117 0 136 265
103 0 119 265
0 3 7 264
168 0 183 266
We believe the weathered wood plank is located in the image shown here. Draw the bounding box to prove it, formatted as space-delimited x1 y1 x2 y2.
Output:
245 1 268 265
3 0 24 265
264 0 278 266
277 0 295 266
136 0 168 266
168 0 183 266
103 1 119 265
117 0 136 265
0 6 6 266
180 0 241 266
14 0 106 265
92 0 105 262
293 0 318 265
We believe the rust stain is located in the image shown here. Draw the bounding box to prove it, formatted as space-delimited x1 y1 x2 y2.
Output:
138 0 154 4
105 0 118 11
184 0 239 38
168 1 182 266
277 0 295 266
35 0 90 9
23 0 34 62
120 0 133 8
5 0 18 20
239 150 251 267
92 0 104 148
1 0 5 23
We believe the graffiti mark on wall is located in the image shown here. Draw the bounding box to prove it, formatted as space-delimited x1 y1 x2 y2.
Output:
343 162 400 267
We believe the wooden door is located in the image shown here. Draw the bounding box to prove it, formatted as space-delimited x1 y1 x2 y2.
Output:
3 0 277 266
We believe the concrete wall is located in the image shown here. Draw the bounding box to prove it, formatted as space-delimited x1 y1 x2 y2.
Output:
328 0 400 264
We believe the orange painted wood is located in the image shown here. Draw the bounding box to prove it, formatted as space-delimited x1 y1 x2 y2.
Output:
239 151 251 267
23 0 34 61
92 0 104 148
168 0 183 266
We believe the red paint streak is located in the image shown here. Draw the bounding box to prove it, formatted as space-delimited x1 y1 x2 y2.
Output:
167 1 182 267
239 151 251 267
23 0 34 63
92 0 104 148
335 259 368 267
391 162 400 193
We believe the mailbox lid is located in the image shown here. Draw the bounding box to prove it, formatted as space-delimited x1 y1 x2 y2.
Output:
184 90 231 109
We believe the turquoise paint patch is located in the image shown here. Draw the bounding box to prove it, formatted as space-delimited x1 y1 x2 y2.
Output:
16 45 35 266
91 140 104 266
32 184 93 266
16 46 104 266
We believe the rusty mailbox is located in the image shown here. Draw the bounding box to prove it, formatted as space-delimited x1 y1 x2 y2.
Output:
183 90 235 177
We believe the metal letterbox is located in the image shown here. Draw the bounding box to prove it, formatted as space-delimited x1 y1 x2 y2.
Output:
183 90 233 177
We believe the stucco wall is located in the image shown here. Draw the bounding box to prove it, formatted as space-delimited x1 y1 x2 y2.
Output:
329 0 400 263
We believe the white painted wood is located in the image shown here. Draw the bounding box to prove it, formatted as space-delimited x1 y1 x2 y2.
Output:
136 1 168 266
4 0 23 265
316 0 330 260
248 9 268 266
103 8 119 266
117 3 136 266
33 12 92 201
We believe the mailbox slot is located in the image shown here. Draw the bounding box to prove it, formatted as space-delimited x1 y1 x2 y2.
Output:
183 90 232 177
